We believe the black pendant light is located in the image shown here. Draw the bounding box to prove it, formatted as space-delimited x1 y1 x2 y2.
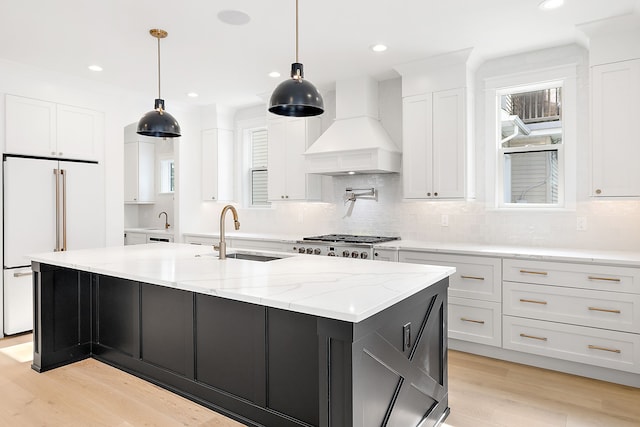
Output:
137 29 181 138
269 0 324 117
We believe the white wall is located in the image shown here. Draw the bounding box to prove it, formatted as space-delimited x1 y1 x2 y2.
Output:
181 46 640 252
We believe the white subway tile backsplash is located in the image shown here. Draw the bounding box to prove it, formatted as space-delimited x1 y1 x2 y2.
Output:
225 174 640 252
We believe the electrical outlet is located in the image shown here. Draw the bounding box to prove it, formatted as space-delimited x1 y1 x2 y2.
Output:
441 214 449 227
576 217 587 231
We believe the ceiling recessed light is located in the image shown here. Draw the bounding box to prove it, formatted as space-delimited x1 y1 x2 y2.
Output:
371 44 388 52
268 71 281 78
187 92 199 98
539 0 564 10
217 10 251 26
348 171 356 175
88 65 103 72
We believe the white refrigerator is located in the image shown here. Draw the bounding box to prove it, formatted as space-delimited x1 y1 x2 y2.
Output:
3 156 105 335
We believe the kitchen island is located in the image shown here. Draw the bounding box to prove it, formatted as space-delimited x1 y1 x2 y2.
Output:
29 243 454 427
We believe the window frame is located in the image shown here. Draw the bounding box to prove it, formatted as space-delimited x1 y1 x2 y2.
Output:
249 127 269 207
496 80 565 208
237 116 271 209
158 156 175 194
484 65 577 211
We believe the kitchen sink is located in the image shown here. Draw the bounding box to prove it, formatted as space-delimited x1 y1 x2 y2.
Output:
225 252 283 262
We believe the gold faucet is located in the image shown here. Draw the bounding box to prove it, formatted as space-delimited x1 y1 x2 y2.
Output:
214 205 240 259
158 211 170 229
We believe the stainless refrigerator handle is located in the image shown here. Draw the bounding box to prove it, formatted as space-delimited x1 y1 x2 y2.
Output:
61 169 67 251
54 168 60 251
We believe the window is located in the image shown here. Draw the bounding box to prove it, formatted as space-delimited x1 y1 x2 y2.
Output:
159 158 175 193
498 84 563 206
249 128 269 206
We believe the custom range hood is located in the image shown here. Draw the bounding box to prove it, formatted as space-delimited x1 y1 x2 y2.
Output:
304 76 401 175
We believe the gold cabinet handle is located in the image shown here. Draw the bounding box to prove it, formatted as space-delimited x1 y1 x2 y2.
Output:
460 275 485 281
519 298 548 305
587 276 621 283
588 307 621 314
519 270 548 276
588 344 621 354
460 317 485 324
520 333 547 341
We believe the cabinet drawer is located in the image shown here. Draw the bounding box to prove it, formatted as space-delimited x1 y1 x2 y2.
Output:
184 235 217 246
449 297 501 347
503 282 640 333
503 316 640 373
230 238 290 252
503 259 640 294
400 251 501 301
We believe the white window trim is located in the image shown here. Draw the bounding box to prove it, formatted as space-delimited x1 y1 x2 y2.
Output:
157 154 175 195
484 64 577 211
236 116 273 209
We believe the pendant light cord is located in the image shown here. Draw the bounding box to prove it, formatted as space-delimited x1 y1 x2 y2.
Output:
157 35 162 100
295 0 299 63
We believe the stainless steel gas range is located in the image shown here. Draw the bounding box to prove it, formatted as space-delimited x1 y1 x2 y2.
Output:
292 234 400 259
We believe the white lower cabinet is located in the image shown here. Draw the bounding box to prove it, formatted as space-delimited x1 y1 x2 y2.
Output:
503 316 640 374
229 238 291 253
124 232 147 245
184 235 217 246
503 281 640 333
373 248 398 262
449 297 502 347
503 258 640 374
399 250 502 347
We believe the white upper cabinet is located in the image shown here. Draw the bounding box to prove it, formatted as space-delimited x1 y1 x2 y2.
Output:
5 94 103 161
124 140 155 203
202 128 234 201
402 87 466 199
591 58 640 197
267 116 321 201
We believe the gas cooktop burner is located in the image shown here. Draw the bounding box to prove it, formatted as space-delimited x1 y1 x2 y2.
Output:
302 234 400 244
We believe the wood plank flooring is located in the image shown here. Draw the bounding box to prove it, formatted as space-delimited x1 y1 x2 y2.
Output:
0 333 638 426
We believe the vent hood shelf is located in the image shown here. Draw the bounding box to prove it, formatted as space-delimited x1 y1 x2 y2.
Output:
304 76 401 175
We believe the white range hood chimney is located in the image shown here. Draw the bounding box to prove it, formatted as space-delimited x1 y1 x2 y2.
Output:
304 76 401 175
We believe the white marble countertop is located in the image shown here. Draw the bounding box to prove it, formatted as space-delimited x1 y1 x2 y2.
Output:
29 243 454 323
374 240 640 267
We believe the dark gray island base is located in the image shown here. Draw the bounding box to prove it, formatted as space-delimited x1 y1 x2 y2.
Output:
32 261 449 427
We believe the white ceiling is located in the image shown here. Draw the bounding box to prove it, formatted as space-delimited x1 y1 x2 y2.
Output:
0 0 638 110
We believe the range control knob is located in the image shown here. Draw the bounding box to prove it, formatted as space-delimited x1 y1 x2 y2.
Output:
327 251 336 256
342 250 350 257
360 252 369 259
314 248 322 255
351 251 359 258
306 247 314 254
298 247 306 253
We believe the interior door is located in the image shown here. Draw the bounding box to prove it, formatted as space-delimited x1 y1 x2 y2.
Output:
3 156 58 267
61 160 105 250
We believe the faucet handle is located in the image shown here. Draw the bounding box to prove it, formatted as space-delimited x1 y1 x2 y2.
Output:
213 244 220 251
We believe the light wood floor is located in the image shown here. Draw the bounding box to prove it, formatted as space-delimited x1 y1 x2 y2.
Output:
0 334 638 426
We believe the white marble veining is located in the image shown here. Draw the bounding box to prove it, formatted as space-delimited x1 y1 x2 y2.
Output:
29 243 454 323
